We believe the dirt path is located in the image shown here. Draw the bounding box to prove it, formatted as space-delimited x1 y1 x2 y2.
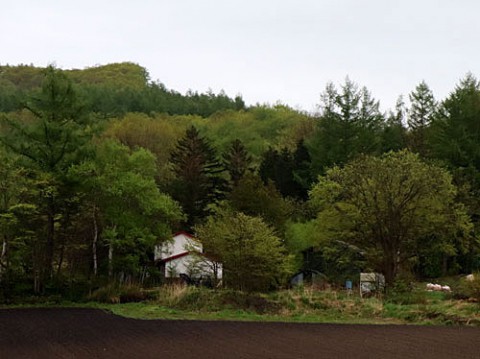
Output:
1 308 479 358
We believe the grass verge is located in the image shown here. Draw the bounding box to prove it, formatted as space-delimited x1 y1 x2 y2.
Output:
2 285 480 326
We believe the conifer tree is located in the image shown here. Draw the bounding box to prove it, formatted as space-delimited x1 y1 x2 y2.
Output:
0 66 90 291
309 79 384 175
408 81 436 156
222 139 252 186
169 126 225 227
292 139 313 199
381 96 407 152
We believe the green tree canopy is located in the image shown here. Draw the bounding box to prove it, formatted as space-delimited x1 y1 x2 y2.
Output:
0 65 91 291
227 173 293 232
308 150 472 284
72 139 183 278
195 207 294 292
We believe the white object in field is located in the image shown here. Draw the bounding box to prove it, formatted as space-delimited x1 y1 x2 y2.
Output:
466 274 475 282
426 283 450 292
359 273 385 297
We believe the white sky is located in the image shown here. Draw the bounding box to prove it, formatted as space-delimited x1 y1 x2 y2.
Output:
1 0 479 112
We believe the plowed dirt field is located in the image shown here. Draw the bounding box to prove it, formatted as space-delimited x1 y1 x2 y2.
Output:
1 308 479 358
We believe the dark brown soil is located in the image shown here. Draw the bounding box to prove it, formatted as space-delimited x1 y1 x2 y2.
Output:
1 308 479 358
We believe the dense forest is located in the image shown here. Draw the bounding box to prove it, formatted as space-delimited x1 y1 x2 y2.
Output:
0 62 479 299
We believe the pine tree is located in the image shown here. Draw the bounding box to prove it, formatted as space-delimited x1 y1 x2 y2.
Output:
259 147 279 186
222 139 252 187
259 146 309 199
309 79 384 176
292 139 313 199
407 81 436 156
170 126 225 227
381 96 407 152
0 66 90 292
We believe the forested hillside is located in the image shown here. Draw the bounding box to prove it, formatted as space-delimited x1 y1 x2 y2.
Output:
0 63 479 299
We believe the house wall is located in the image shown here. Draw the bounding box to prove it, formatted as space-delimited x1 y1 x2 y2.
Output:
154 233 202 261
165 254 223 279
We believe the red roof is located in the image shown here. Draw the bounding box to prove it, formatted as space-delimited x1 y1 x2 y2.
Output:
173 231 194 238
161 251 190 263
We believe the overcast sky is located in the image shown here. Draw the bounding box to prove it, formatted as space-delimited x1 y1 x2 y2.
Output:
1 0 479 112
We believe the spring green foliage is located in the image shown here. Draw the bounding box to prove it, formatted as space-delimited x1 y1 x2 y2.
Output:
103 113 185 186
0 66 92 292
0 63 244 117
75 286 480 326
0 63 479 299
196 208 294 291
71 140 183 277
227 173 293 232
308 151 472 284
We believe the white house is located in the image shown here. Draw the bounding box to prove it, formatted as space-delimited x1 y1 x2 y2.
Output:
154 232 222 281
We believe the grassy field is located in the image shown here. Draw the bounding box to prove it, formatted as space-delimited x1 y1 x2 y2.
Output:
3 281 480 326
101 285 480 326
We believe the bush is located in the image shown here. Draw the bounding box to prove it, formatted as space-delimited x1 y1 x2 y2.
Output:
465 274 480 302
385 276 428 305
89 284 146 304
155 285 282 314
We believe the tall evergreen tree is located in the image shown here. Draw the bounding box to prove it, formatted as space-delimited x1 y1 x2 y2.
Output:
259 147 296 198
222 139 253 187
259 143 312 199
381 96 407 153
430 74 480 169
259 147 280 186
0 66 90 292
407 81 436 156
170 126 225 227
308 79 384 175
429 75 480 269
292 139 313 200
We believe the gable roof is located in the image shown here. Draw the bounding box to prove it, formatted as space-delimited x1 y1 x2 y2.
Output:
155 232 203 262
161 252 190 263
173 231 194 239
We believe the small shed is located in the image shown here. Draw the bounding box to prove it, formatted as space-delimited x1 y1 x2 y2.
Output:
359 272 385 297
154 232 222 283
290 270 328 289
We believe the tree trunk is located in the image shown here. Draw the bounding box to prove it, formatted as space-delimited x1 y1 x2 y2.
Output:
383 251 398 286
56 242 65 277
107 225 117 281
44 197 56 285
92 205 98 277
0 235 7 283
108 243 113 279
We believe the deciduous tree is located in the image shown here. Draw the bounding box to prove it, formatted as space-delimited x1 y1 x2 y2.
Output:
196 208 294 291
309 150 472 284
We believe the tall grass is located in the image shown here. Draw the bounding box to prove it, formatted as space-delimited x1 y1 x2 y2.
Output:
87 283 480 326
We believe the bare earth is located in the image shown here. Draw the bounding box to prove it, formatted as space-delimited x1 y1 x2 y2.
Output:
1 308 479 359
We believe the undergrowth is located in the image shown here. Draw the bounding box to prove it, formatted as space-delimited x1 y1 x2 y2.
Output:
5 281 480 326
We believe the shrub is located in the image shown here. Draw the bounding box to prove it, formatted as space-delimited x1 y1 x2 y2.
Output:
89 284 146 304
465 274 480 302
